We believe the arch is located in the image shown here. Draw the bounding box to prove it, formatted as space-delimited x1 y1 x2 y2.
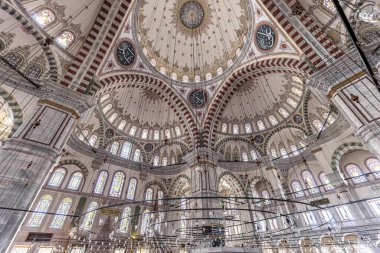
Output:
58 159 89 176
168 175 191 197
0 87 23 136
330 142 366 173
102 136 147 162
203 57 309 148
246 176 275 198
144 180 168 197
217 171 246 197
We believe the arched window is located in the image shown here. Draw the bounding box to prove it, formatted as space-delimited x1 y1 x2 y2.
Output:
145 188 154 203
103 104 112 113
158 190 164 205
28 194 53 227
153 130 160 140
126 178 137 200
304 211 317 225
312 119 324 132
110 141 119 155
171 156 176 165
48 168 66 187
109 171 125 198
245 123 252 134
279 148 288 158
286 98 297 108
290 145 299 156
55 30 75 49
336 206 353 221
291 180 305 198
322 112 336 125
221 123 228 133
100 94 110 103
367 198 380 216
346 164 367 184
262 189 271 205
120 142 132 159
133 149 141 162
141 129 149 139
129 126 137 136
25 64 43 79
109 113 118 123
291 76 303 84
116 120 127 131
78 129 89 141
0 101 14 139
94 171 108 194
50 198 72 229
268 115 278 126
321 0 336 14
67 172 83 190
119 207 131 233
302 171 320 194
270 148 277 158
165 129 171 139
291 87 302 96
81 201 98 230
88 135 97 147
153 156 160 166
140 210 150 235
32 8 56 28
242 152 248 162
257 120 266 131
162 157 168 166
233 124 239 134
278 108 289 118
319 172 334 191
5 53 23 68
175 126 181 136
365 158 380 179
250 150 258 160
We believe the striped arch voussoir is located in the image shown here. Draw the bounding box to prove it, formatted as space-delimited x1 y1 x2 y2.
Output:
0 87 23 136
217 171 246 197
168 174 191 197
330 142 366 173
58 159 89 176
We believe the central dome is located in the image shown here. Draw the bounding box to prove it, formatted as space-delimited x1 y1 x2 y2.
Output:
180 1 204 28
134 0 253 84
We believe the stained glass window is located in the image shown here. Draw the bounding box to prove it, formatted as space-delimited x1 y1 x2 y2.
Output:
114 249 125 253
250 150 258 160
133 149 141 162
291 76 303 84
175 126 181 136
120 142 132 159
94 171 108 194
110 141 119 155
145 187 153 203
153 130 160 140
312 119 324 132
365 158 380 179
336 206 353 221
129 126 137 136
278 108 289 118
28 194 53 227
103 104 112 113
140 209 150 234
232 124 239 134
346 164 367 184
257 120 266 131
280 148 288 158
141 129 149 139
270 148 277 158
368 198 380 216
37 247 54 253
323 113 336 125
268 115 278 126
119 207 131 233
109 171 125 198
10 246 30 253
70 247 85 253
165 129 171 139
153 156 160 166
51 198 72 229
319 172 334 191
100 94 110 103
48 168 66 187
78 129 89 141
88 135 97 147
126 178 137 200
221 123 228 133
32 9 56 28
171 156 176 165
67 172 83 190
290 145 299 156
245 123 252 134
302 171 320 194
291 87 302 97
162 157 168 166
262 189 271 205
0 101 14 139
242 152 248 162
81 201 98 230
5 53 23 68
55 30 75 49
286 98 298 108
109 113 118 123
158 190 164 205
118 120 126 130
291 180 305 198
322 0 336 14
25 65 43 79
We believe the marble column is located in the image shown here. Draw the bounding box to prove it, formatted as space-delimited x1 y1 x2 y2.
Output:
0 99 79 252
